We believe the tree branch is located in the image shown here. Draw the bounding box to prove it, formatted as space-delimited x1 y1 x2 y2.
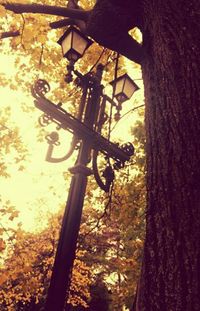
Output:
90 31 143 64
0 30 20 39
1 2 90 21
1 1 143 64
50 18 75 29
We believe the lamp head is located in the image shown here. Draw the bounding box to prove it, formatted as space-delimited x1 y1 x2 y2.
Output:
110 73 139 104
58 26 93 62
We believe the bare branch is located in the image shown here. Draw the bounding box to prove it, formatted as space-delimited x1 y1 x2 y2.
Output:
39 44 44 66
1 1 144 64
83 183 114 237
2 2 90 21
20 13 26 50
0 30 20 39
50 18 75 29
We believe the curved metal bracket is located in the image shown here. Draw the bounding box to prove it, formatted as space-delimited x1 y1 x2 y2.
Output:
113 142 135 169
45 132 78 163
92 150 115 193
121 142 135 156
38 113 53 127
31 79 50 99
92 142 134 191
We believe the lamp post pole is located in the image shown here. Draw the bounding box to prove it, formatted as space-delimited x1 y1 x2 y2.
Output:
45 65 104 311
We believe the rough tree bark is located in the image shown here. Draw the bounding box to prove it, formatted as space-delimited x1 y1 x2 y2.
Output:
136 0 200 310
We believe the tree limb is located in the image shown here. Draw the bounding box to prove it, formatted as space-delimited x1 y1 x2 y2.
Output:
66 0 86 31
50 18 75 29
88 30 143 64
0 30 20 39
1 2 90 21
1 1 143 64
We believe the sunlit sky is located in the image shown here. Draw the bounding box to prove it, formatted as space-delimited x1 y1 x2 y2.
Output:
0 50 144 232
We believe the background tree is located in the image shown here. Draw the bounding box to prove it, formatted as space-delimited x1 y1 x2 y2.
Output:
0 212 91 310
0 107 28 177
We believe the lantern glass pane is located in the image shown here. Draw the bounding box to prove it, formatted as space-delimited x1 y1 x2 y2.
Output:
61 32 72 56
72 31 89 56
124 77 137 99
115 78 125 96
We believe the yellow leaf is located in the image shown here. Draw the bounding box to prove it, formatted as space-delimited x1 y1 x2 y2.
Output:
0 274 7 286
9 210 19 221
0 5 6 17
12 36 21 47
23 28 35 42
24 266 32 273
0 238 6 251
38 34 46 44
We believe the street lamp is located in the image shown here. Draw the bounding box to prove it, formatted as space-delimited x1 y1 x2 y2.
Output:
58 25 93 82
110 73 139 121
110 73 139 104
58 25 93 62
32 24 138 311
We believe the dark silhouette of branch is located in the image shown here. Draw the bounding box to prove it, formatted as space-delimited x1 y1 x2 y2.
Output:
86 1 143 64
1 1 144 64
2 3 90 21
0 30 20 39
50 18 76 29
83 182 114 237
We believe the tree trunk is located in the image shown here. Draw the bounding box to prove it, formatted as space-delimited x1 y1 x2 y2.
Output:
136 0 200 310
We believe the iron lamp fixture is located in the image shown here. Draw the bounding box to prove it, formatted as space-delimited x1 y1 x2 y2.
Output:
58 25 93 62
110 73 139 104
33 26 136 309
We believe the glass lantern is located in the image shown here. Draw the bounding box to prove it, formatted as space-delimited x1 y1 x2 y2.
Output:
58 26 93 62
110 73 139 104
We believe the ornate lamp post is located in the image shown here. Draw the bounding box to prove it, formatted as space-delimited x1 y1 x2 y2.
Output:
32 25 139 311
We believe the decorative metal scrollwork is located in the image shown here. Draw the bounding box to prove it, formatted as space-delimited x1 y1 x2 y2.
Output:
45 131 60 146
32 75 135 192
113 159 125 170
38 113 63 129
45 133 79 163
39 114 52 127
113 142 134 170
32 79 50 99
121 142 135 157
